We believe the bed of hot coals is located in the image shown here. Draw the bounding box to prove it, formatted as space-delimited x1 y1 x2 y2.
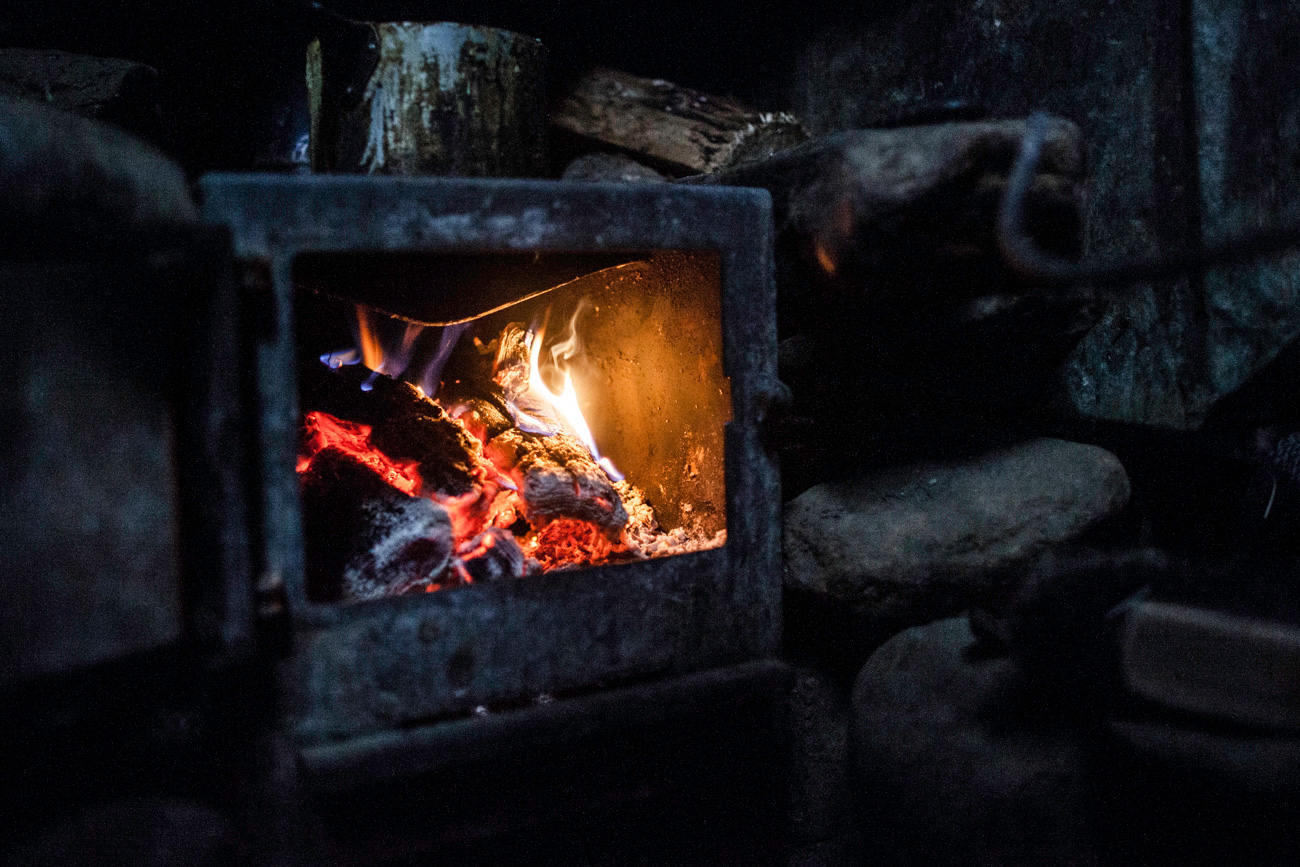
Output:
296 309 724 604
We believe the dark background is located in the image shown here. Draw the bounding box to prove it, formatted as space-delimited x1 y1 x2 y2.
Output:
0 0 881 173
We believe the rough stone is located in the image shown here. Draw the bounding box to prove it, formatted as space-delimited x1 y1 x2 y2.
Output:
0 48 161 140
0 95 196 233
783 439 1130 639
1190 0 1300 427
696 120 1092 489
561 152 667 183
693 119 1085 327
851 617 1101 866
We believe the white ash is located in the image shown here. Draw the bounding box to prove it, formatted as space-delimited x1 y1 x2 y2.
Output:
615 481 727 558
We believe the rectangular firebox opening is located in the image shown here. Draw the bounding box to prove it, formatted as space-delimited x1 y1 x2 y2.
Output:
291 249 729 605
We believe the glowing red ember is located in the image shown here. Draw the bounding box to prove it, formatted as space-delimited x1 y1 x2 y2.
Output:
525 518 622 570
299 411 422 496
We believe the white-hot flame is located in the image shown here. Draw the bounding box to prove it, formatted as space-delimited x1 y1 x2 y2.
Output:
524 303 622 482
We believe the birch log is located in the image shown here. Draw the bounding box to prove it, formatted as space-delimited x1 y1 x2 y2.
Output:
309 22 547 176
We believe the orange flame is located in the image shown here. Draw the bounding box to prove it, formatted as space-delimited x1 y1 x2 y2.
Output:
355 305 385 372
524 303 623 481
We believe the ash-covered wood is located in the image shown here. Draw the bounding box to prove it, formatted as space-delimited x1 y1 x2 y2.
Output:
298 361 483 496
552 67 808 176
300 446 457 603
456 526 537 583
437 323 629 530
485 428 628 530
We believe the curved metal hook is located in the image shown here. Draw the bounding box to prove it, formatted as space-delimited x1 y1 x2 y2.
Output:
997 111 1300 286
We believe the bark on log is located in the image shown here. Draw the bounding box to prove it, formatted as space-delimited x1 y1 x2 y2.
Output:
308 22 547 176
300 446 457 602
551 66 809 176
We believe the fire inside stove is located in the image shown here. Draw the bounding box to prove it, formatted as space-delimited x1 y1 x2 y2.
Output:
293 251 730 604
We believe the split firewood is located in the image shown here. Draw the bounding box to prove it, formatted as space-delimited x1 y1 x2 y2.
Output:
300 446 458 602
298 360 484 497
551 67 809 176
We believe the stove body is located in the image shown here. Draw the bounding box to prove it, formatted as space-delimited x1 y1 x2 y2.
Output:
200 175 783 747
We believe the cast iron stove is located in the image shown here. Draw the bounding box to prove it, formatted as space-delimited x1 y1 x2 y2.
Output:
200 175 785 756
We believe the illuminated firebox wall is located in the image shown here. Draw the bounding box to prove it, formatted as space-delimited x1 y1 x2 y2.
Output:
293 250 729 603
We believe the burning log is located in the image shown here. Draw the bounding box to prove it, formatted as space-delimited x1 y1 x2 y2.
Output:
298 360 485 497
484 428 627 530
439 323 629 531
486 322 628 531
551 67 809 176
300 446 458 602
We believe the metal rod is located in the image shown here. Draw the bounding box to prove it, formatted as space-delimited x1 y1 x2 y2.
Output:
997 112 1300 287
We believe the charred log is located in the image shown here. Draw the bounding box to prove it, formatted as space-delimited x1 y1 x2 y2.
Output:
485 428 628 530
439 322 629 530
368 411 482 498
456 526 536 583
551 67 809 176
299 361 483 497
300 446 457 603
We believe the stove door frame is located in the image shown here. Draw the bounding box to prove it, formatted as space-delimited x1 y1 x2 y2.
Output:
201 175 781 745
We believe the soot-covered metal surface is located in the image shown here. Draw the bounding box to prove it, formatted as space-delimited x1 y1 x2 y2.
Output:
200 175 781 744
